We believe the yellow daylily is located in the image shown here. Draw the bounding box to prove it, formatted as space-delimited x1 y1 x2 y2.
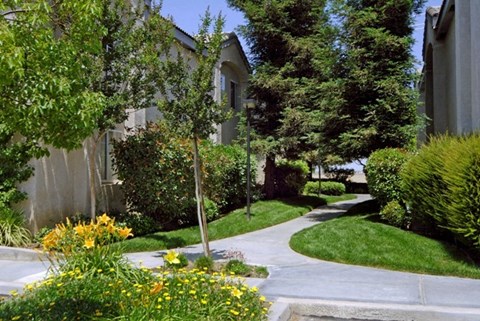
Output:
97 213 111 225
163 250 180 265
231 287 243 299
84 238 95 249
118 227 133 239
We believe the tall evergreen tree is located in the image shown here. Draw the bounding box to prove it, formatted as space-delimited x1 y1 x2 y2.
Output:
227 0 336 198
321 0 425 162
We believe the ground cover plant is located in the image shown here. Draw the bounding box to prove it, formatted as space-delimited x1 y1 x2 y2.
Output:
290 201 480 279
0 218 269 320
119 194 355 253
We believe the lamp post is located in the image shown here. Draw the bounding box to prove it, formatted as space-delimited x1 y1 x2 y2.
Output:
243 99 256 221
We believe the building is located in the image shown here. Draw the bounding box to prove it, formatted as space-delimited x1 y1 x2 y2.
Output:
18 26 251 232
419 0 480 139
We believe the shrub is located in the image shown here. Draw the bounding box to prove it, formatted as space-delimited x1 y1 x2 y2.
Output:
365 148 411 206
204 198 219 222
303 181 346 196
380 200 407 228
113 122 196 228
401 136 453 227
274 159 309 197
194 255 214 272
110 211 159 236
0 207 31 247
401 134 480 247
113 122 254 228
224 259 250 275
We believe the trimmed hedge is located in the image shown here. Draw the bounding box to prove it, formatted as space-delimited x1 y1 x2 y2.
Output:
365 148 411 206
303 181 345 196
401 134 480 247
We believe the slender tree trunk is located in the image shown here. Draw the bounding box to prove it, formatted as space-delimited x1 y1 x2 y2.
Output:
87 131 107 220
192 136 210 256
263 155 276 200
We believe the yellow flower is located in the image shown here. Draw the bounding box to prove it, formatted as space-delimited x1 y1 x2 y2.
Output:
229 309 239 316
163 250 180 265
231 287 243 299
260 295 266 302
74 224 85 236
118 227 133 239
84 238 95 249
97 213 111 225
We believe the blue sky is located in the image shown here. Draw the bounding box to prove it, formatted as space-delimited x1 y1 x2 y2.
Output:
162 0 444 68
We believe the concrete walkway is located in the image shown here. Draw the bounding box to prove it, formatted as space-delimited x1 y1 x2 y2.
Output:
2 195 480 320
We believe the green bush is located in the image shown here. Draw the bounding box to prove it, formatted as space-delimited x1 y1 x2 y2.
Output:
113 122 254 228
401 136 453 227
110 211 159 237
0 207 31 247
274 159 309 197
380 200 407 228
224 259 250 275
365 148 411 206
303 181 346 196
194 255 214 272
401 134 480 247
204 198 219 222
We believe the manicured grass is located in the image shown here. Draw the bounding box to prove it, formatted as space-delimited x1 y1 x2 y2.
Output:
119 194 356 253
290 201 480 279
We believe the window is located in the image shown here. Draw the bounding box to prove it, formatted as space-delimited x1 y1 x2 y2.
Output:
230 81 237 110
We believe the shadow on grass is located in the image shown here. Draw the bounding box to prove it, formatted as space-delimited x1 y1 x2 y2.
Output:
277 195 327 209
342 199 380 217
142 234 188 249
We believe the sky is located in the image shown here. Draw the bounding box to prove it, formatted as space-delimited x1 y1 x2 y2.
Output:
162 0 444 68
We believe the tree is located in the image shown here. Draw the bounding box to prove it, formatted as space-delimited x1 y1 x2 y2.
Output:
85 0 173 219
227 0 336 198
1 0 105 216
0 0 105 150
157 11 227 256
320 0 426 162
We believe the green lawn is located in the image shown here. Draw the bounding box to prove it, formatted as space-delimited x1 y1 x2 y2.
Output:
119 194 356 253
290 201 480 279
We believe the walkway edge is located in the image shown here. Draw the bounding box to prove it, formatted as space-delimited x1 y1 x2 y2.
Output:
271 297 480 321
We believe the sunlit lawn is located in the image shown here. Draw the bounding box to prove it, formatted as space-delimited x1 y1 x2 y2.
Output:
290 200 480 279
119 194 356 253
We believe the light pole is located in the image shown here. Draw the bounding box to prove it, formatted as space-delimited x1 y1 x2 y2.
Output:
243 99 256 221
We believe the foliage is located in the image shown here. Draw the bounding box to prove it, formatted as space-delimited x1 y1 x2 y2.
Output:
119 195 354 253
113 122 253 228
274 159 309 197
290 207 480 279
227 0 338 198
380 200 407 228
225 259 250 276
319 0 425 162
202 141 256 212
113 122 195 227
110 211 159 237
0 0 105 150
0 207 31 247
321 181 346 196
324 166 355 183
402 134 480 247
194 255 214 273
42 213 135 278
304 181 346 196
365 148 411 206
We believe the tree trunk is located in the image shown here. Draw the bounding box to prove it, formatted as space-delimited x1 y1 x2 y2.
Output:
87 136 98 220
192 136 210 256
263 155 276 200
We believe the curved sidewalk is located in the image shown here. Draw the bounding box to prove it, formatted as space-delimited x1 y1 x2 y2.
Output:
2 195 480 320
